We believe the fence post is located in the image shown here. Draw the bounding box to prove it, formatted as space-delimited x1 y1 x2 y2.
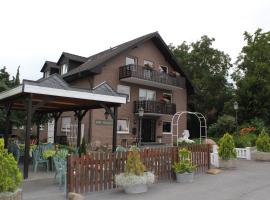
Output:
246 147 251 160
207 144 211 169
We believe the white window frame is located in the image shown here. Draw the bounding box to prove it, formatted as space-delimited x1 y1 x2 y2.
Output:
159 65 168 74
139 88 156 101
39 124 45 131
117 85 130 102
60 64 68 75
44 70 50 78
162 121 172 134
117 119 130 134
126 56 137 65
61 116 71 132
163 93 173 103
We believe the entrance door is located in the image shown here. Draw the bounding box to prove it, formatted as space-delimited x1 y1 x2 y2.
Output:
141 119 156 142
47 120 54 143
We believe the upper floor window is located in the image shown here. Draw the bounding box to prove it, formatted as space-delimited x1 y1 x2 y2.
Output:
139 88 156 101
126 56 137 65
61 64 68 75
159 65 168 73
144 60 154 68
117 85 130 102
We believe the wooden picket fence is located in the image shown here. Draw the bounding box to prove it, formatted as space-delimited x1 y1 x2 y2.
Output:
67 144 211 194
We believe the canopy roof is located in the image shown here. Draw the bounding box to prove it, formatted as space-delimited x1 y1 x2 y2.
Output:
0 74 126 112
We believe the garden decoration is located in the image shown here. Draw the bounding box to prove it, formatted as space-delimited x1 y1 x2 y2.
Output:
255 129 270 161
0 138 22 200
218 133 237 169
115 146 155 194
173 148 196 183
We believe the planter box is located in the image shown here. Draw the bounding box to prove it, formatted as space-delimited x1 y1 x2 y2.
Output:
0 189 22 200
124 184 148 194
176 172 194 183
219 159 236 169
255 151 270 161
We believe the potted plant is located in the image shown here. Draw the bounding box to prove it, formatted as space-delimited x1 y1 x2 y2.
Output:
255 129 270 161
115 146 155 194
218 133 237 169
173 148 196 183
0 138 22 200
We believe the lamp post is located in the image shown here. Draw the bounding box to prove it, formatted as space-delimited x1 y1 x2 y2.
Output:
234 101 239 131
138 107 144 147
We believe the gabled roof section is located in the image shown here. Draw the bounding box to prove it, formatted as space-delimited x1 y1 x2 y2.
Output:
24 74 70 90
40 61 59 72
62 32 195 93
57 52 88 65
92 81 123 97
62 32 157 78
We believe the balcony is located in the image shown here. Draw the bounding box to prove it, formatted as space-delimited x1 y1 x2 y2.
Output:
119 65 185 90
134 100 176 116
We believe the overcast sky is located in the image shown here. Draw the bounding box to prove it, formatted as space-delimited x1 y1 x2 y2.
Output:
0 0 269 80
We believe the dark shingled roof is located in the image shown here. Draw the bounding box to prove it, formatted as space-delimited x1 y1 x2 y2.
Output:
57 52 88 65
60 32 195 93
40 61 59 72
25 74 123 97
62 32 157 78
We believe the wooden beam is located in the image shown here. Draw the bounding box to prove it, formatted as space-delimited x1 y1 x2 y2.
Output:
3 103 12 148
23 94 32 179
112 106 118 152
51 112 62 144
74 109 88 148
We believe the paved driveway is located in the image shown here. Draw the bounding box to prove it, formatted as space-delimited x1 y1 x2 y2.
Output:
23 160 270 200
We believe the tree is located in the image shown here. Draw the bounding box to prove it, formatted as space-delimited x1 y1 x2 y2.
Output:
170 36 234 125
233 29 270 124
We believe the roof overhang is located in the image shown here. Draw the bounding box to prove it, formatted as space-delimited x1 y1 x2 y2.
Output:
0 75 126 113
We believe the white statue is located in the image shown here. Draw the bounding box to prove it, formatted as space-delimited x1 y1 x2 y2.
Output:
178 129 194 144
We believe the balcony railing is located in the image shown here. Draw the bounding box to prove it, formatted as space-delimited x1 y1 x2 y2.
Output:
134 100 176 115
119 64 185 89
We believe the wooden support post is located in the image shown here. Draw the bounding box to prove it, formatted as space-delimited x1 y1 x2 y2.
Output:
74 110 88 148
4 103 12 148
35 113 43 145
24 95 32 179
52 112 62 144
36 121 40 145
112 106 118 152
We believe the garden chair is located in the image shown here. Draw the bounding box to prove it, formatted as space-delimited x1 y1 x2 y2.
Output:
8 143 20 163
32 147 49 172
53 155 67 193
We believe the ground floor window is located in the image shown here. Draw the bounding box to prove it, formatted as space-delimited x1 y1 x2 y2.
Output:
117 119 129 134
162 121 171 134
61 117 71 132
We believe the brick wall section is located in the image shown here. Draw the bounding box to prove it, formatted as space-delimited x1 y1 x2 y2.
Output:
53 39 188 146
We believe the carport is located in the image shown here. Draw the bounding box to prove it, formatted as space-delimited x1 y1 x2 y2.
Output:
0 74 126 179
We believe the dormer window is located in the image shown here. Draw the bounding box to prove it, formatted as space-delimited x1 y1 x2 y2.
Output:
44 70 50 78
61 64 68 75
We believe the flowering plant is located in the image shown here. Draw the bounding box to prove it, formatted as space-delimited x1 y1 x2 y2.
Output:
115 146 155 187
240 127 256 135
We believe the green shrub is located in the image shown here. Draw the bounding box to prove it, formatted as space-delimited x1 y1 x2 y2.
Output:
125 146 145 176
173 148 196 174
234 133 257 148
0 138 22 192
218 133 237 160
208 115 236 138
256 129 270 152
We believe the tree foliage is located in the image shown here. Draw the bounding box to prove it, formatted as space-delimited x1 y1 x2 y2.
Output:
170 36 234 124
233 29 270 124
